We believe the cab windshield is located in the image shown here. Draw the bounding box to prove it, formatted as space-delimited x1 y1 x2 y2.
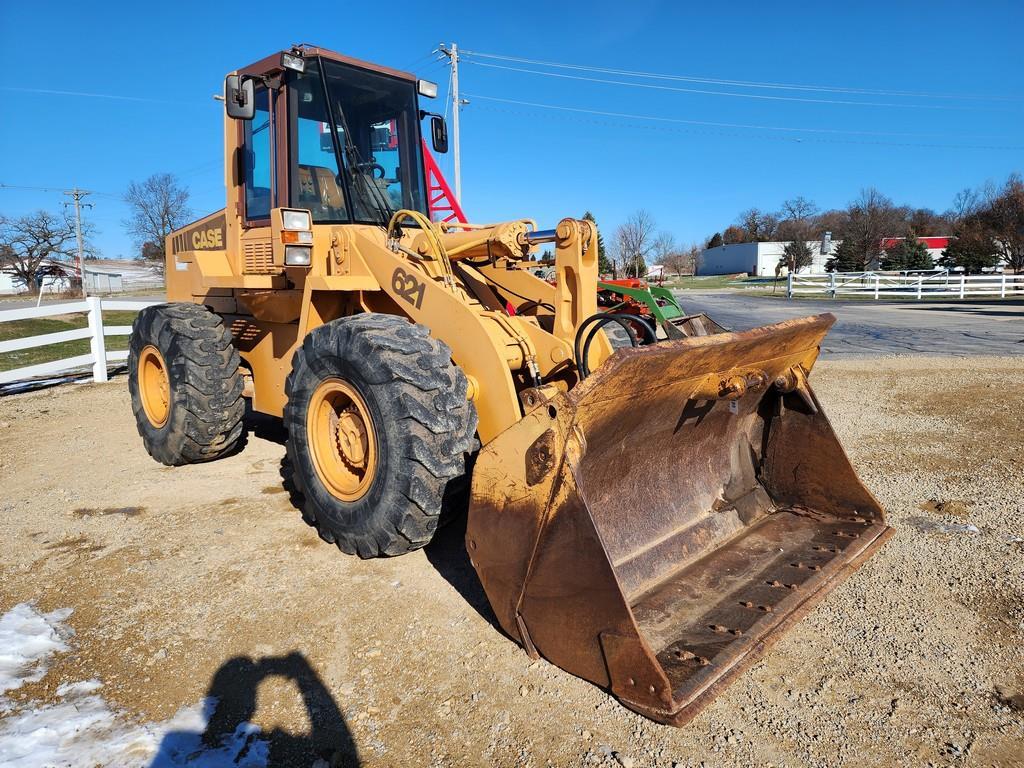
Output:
289 57 426 224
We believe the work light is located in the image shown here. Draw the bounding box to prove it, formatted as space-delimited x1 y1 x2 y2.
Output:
281 52 306 73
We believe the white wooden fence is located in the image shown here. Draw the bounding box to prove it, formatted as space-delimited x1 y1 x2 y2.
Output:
0 297 159 386
787 271 1024 299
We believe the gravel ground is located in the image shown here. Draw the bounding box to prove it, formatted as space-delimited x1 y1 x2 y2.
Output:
0 356 1022 767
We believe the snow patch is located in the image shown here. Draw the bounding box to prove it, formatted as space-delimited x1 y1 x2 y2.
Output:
0 604 270 767
0 603 74 701
0 684 269 768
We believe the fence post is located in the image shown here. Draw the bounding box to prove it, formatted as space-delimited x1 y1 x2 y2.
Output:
917 278 922 300
959 274 966 299
1001 273 1006 299
874 274 880 300
786 271 793 299
829 271 836 298
87 296 108 383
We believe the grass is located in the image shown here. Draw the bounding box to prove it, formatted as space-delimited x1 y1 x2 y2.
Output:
0 311 139 373
661 275 769 290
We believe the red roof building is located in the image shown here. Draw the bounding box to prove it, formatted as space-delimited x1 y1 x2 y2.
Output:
879 236 951 251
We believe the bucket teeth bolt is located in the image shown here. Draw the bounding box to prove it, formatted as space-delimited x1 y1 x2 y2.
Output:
709 624 742 636
792 562 822 571
672 649 711 666
767 579 801 590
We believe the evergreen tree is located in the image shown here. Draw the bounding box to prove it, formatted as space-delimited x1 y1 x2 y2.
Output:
581 211 612 274
939 228 1000 274
882 235 934 270
825 238 862 272
706 232 724 249
781 239 814 272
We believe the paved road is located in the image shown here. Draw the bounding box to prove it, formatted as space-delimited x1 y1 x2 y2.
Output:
675 291 1024 357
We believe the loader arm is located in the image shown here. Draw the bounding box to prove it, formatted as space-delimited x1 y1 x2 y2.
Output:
348 228 522 442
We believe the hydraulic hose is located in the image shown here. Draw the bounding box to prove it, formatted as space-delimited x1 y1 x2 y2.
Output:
574 313 657 380
387 209 456 284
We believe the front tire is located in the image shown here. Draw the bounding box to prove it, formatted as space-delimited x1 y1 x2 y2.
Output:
128 303 245 465
284 314 477 558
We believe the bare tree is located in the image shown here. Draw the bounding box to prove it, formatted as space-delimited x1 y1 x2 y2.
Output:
947 188 981 223
613 210 657 278
907 207 952 235
661 242 700 276
844 188 905 268
123 173 193 273
649 232 680 282
780 196 819 223
651 231 676 262
815 208 851 239
0 210 80 294
979 173 1024 272
722 224 751 244
735 208 779 242
776 196 820 242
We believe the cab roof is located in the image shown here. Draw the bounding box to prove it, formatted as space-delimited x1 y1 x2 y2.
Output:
237 46 417 82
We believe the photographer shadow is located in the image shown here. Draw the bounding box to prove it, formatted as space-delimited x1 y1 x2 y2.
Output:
149 651 359 767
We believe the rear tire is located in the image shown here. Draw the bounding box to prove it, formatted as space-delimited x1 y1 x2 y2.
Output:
284 313 477 558
128 303 245 465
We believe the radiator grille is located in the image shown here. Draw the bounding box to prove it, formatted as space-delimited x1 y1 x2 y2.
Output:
242 239 276 275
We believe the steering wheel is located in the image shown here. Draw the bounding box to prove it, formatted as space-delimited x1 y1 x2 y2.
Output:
355 161 386 180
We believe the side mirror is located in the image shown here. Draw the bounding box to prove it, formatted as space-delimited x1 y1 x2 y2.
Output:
225 74 255 120
430 115 448 154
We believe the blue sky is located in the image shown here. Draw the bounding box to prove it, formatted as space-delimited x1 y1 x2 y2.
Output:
1 1 1021 258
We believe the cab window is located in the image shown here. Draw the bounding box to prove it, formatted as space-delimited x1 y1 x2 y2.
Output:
243 88 273 221
370 118 404 210
289 67 349 222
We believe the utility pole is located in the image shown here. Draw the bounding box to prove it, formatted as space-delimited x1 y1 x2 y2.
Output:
439 43 469 204
63 188 92 297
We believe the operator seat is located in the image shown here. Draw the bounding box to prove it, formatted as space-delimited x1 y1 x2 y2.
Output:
298 165 347 221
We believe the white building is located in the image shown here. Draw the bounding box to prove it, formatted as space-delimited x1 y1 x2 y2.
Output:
698 239 835 277
0 259 77 295
1 259 162 295
698 235 957 277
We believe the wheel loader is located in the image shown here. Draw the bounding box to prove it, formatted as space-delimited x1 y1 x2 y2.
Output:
128 44 893 726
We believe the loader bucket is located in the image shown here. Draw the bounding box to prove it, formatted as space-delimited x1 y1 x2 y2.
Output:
467 313 892 726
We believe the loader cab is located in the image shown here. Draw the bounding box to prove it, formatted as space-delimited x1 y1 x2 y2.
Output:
226 47 443 228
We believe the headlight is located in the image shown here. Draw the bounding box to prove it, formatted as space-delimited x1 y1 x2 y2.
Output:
284 245 312 266
282 209 311 230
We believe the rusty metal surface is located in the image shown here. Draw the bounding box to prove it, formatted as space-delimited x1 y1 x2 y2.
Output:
467 313 893 726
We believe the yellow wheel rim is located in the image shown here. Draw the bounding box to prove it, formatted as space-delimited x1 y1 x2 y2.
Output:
307 378 377 502
138 345 171 428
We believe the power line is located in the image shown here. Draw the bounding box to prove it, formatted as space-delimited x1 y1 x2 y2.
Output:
0 86 199 106
460 59 999 112
463 93 1011 140
0 183 69 194
398 49 438 73
460 49 1023 103
464 94 1024 151
0 183 122 199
